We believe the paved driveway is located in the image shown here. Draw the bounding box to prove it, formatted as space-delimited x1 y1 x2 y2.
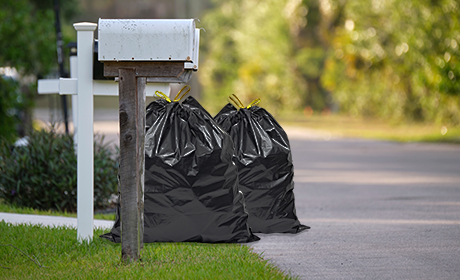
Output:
251 139 460 279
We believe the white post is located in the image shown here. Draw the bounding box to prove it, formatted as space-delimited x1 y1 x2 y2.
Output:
69 54 78 144
74 22 97 241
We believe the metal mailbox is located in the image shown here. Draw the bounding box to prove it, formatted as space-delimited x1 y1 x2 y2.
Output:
98 19 199 70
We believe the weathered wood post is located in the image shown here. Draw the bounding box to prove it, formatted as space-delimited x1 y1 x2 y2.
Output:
118 69 145 261
98 19 200 262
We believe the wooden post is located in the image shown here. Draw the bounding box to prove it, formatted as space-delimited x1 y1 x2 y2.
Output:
103 62 189 262
118 68 145 262
137 77 146 249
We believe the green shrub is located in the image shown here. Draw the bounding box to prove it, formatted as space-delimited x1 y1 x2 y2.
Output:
0 76 21 143
0 126 118 212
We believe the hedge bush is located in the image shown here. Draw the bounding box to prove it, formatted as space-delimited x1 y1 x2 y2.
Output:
0 127 118 212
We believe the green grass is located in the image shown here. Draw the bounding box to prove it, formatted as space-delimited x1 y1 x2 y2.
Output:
279 113 460 143
0 222 291 280
0 201 116 221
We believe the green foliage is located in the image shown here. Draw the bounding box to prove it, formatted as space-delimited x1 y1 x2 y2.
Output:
0 0 55 75
0 0 79 141
0 75 36 142
0 127 118 212
200 0 307 115
0 223 292 279
0 77 21 143
0 0 54 141
296 47 329 109
201 0 460 125
0 0 79 75
318 0 460 124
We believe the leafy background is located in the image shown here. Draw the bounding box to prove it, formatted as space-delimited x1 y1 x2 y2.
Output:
200 0 460 125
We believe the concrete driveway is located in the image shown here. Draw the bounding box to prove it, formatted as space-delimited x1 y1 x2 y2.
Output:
251 138 460 279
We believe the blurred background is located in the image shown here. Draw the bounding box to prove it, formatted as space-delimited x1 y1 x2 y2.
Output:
1 0 460 143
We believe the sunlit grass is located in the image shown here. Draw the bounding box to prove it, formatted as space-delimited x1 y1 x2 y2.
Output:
0 222 291 280
279 111 460 143
0 200 115 221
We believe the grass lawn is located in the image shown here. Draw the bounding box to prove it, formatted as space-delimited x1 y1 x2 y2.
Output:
0 222 292 279
0 201 116 221
279 113 460 143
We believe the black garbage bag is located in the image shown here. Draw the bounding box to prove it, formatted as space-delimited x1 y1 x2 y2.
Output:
101 93 258 243
214 96 309 234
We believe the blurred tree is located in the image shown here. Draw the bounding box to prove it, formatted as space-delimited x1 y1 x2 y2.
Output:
201 0 460 124
295 0 347 111
200 0 307 115
320 0 460 124
0 0 78 142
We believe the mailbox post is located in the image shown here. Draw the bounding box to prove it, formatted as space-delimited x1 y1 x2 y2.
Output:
75 22 97 242
98 19 199 262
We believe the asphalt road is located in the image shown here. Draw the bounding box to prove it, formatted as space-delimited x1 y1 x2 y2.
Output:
251 139 460 279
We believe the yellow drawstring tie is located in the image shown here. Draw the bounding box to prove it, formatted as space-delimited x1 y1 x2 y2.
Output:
246 98 261 109
155 85 191 102
155 90 171 102
228 94 261 110
228 94 244 109
173 85 191 102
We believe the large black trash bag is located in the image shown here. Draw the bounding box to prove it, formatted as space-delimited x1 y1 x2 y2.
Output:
101 94 258 243
214 98 309 234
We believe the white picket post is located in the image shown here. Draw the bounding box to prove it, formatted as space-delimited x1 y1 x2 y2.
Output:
74 22 97 241
69 54 78 144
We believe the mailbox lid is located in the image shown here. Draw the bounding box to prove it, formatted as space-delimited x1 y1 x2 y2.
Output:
98 19 195 62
